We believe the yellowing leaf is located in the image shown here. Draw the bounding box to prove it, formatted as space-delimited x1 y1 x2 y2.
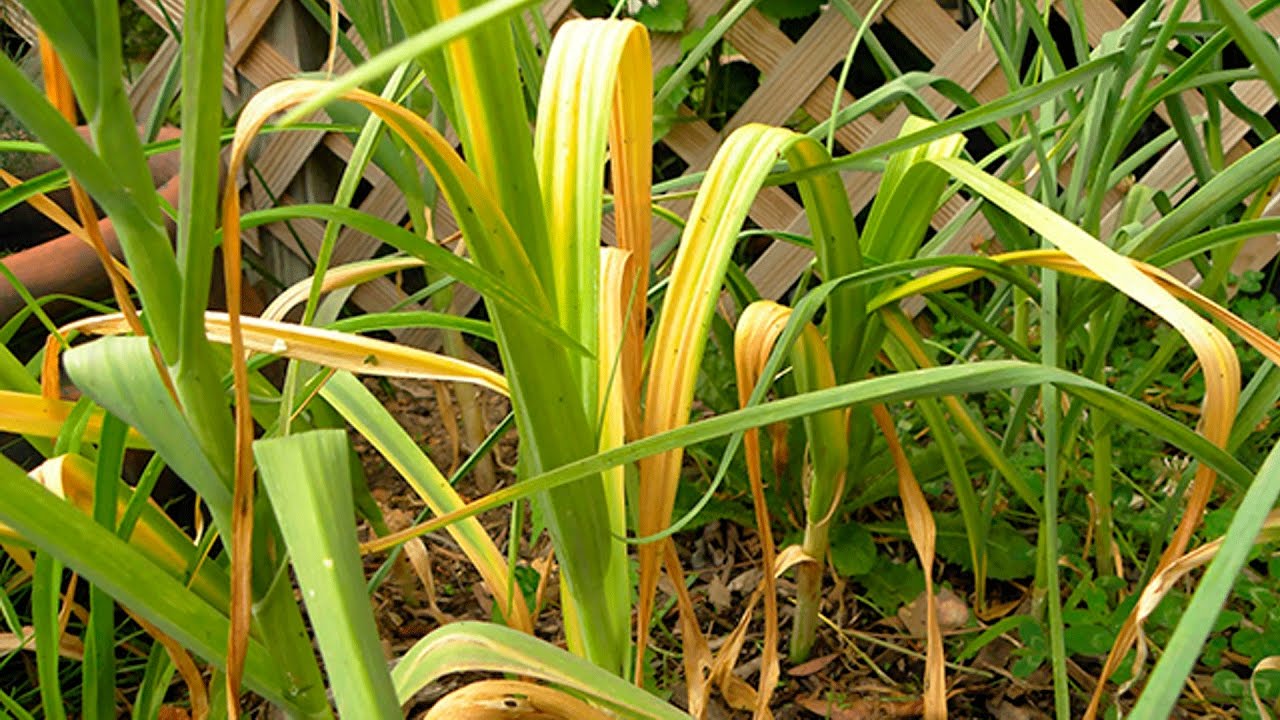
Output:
732 300 791 717
0 390 148 447
64 313 508 395
871 404 945 719
262 257 426 323
425 679 614 720
636 123 802 682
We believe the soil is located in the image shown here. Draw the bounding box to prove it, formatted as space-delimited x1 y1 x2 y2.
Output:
347 377 1081 720
350 377 521 713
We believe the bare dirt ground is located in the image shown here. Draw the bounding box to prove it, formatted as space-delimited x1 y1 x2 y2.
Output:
349 377 1100 720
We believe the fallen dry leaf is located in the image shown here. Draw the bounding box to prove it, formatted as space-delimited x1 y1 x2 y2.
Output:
728 567 763 594
707 573 732 611
898 588 970 638
936 589 970 630
788 652 840 678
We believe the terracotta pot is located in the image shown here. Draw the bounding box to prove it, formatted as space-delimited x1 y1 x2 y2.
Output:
0 126 183 322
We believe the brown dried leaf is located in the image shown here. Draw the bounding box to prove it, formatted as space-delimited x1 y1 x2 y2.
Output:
899 588 969 639
402 537 454 624
0 626 83 660
787 652 839 678
706 574 732 612
872 404 945 719
705 582 771 718
1251 655 1280 720
663 540 713 719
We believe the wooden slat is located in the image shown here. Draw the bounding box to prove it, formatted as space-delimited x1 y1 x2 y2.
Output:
128 36 180 115
227 0 285 64
131 0 185 31
724 10 863 137
885 0 964 62
0 0 37 43
331 181 409 266
729 10 880 152
747 14 1003 299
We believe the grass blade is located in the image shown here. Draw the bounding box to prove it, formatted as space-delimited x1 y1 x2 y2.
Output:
82 415 125 720
33 551 67 720
0 456 321 716
319 371 532 631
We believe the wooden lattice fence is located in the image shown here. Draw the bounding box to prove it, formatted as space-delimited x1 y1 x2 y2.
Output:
2 0 1278 344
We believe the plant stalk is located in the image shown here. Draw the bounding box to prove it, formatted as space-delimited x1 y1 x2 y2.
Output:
790 517 830 663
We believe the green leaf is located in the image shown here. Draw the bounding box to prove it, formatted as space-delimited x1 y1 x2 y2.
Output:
830 522 876 576
633 0 688 32
934 515 1037 581
131 644 176 720
860 556 924 612
176 0 229 368
1063 623 1114 656
63 337 233 535
255 430 402 720
34 552 67 720
83 417 126 720
1202 0 1280 99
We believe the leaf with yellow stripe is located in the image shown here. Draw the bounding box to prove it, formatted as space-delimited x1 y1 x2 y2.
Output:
636 124 859 682
586 247 634 659
873 248 1280 367
64 312 507 395
393 623 690 719
527 20 653 672
261 257 426 323
0 391 148 447
536 19 652 412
